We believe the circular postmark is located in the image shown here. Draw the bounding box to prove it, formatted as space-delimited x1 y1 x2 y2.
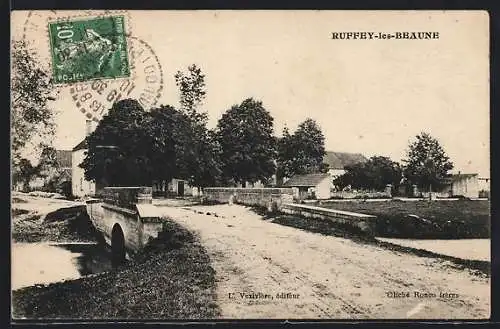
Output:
68 35 164 122
21 10 164 122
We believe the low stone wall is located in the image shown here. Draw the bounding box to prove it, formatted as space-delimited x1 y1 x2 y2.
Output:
203 187 294 210
280 203 377 235
99 186 153 210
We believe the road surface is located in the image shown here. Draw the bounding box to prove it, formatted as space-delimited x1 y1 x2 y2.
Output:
159 204 490 319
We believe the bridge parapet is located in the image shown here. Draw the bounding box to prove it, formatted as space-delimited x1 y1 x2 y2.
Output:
88 186 163 263
100 186 153 209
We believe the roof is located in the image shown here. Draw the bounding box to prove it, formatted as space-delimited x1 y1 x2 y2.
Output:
441 173 478 184
323 151 368 170
56 150 72 168
283 173 330 187
451 173 478 181
73 138 87 152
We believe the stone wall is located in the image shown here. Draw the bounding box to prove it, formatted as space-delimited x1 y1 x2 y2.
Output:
203 187 294 210
280 203 377 235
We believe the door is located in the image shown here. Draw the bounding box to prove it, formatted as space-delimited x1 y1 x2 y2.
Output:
178 181 184 196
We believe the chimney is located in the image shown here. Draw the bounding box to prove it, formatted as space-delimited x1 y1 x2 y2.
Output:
85 120 92 137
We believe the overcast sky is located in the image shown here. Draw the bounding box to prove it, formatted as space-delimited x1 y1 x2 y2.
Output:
12 10 490 177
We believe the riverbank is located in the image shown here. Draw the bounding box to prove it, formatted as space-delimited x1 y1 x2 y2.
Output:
11 193 220 319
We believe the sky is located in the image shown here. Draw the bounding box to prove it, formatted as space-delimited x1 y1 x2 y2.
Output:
12 10 490 177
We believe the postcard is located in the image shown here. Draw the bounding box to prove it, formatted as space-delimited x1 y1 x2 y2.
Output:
11 10 490 320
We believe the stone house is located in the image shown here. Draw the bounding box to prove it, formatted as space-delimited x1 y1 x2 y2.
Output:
322 151 368 179
283 173 332 200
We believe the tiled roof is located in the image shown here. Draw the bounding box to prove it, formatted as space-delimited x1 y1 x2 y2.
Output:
323 151 367 169
283 173 330 187
56 150 72 168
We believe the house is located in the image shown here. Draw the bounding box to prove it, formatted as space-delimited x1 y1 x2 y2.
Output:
478 177 490 198
72 121 97 198
421 173 480 198
55 149 72 181
448 173 479 198
283 173 332 200
322 151 368 179
154 178 199 197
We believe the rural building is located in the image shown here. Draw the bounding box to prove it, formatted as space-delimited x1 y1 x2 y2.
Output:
72 139 97 198
449 173 479 198
322 151 368 179
478 177 490 198
72 120 101 197
55 149 72 182
420 173 480 199
153 178 199 197
283 173 332 200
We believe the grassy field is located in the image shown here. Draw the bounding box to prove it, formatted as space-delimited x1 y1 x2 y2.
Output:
317 200 490 239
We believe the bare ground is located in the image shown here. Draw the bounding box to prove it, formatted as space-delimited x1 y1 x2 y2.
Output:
160 204 490 320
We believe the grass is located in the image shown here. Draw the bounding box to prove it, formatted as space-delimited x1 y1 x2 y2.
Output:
317 199 490 239
12 219 220 319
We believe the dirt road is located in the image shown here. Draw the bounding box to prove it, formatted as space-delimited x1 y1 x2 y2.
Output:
159 204 490 319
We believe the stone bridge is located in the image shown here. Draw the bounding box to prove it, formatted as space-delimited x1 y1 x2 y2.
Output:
85 187 164 265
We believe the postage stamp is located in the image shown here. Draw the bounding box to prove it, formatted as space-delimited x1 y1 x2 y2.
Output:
48 15 130 84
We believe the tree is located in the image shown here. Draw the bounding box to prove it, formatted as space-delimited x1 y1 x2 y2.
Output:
12 158 39 191
216 98 276 185
334 156 402 191
147 105 194 185
174 64 221 188
80 99 153 186
277 119 326 182
11 40 57 166
174 64 208 122
402 132 454 192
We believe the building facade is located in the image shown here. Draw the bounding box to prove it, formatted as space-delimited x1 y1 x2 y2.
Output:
283 173 332 200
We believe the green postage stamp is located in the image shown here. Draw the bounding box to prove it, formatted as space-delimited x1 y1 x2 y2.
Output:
48 15 130 84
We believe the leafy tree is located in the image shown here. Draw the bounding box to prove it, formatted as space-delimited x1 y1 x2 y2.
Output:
12 158 39 192
402 132 454 192
11 40 57 166
216 98 276 185
174 64 208 122
80 99 153 187
174 64 221 188
334 156 402 191
147 105 194 184
277 119 326 183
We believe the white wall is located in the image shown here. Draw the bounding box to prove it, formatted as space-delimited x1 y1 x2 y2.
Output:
72 149 96 197
314 177 332 199
328 169 346 179
452 176 479 198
